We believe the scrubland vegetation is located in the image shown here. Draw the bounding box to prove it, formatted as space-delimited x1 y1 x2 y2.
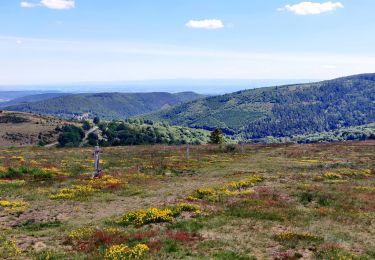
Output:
0 141 374 259
0 111 67 147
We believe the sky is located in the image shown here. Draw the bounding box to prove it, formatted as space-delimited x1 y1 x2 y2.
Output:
0 0 375 87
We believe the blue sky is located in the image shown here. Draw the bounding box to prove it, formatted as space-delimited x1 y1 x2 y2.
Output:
0 0 374 86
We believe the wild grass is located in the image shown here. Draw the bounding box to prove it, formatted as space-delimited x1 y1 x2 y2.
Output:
0 141 373 259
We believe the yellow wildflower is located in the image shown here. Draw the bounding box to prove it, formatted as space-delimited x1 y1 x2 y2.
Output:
104 244 149 259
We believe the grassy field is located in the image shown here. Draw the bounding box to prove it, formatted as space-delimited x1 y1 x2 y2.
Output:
0 141 374 259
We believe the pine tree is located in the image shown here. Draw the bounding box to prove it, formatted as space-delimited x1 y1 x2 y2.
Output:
210 129 224 144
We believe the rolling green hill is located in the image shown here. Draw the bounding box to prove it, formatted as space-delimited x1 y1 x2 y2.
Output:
141 73 375 139
5 92 204 120
0 93 70 107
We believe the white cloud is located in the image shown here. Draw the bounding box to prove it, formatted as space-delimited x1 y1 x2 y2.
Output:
185 19 224 29
279 2 344 15
20 0 74 10
40 0 74 10
20 1 39 8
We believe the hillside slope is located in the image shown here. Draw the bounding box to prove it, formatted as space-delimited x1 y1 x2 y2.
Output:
0 93 70 107
0 91 60 102
0 111 69 147
5 92 204 119
142 73 375 138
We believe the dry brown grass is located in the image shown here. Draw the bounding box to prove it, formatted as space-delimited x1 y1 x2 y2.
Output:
0 111 72 146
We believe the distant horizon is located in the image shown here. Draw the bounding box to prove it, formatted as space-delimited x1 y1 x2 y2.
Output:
0 78 320 94
2 71 374 93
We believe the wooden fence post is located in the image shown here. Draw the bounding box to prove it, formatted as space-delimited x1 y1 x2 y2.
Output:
186 144 189 161
93 146 100 178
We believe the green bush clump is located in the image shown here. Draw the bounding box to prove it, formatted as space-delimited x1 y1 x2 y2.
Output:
0 167 53 180
0 114 29 124
58 125 85 147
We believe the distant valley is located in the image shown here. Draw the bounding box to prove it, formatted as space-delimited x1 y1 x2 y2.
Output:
1 73 374 144
2 92 204 119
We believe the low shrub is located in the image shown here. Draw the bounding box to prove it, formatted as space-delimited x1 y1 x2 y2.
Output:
15 219 62 231
0 179 26 187
104 243 149 259
274 232 323 248
226 206 285 221
189 175 264 201
116 208 174 227
49 185 96 200
0 114 28 124
49 175 123 200
115 203 201 227
0 236 21 258
297 192 333 207
315 248 357 260
167 219 205 233
0 200 28 213
0 167 54 180
323 168 372 180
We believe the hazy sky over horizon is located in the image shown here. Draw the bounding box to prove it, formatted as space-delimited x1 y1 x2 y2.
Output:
0 0 374 86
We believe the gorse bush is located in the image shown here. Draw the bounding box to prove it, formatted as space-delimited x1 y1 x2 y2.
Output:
89 175 124 190
68 227 96 241
169 203 201 216
115 203 201 227
274 232 323 248
0 179 26 187
49 175 123 200
0 200 28 213
49 185 96 200
104 243 149 259
116 208 174 226
189 175 264 201
0 236 21 258
226 176 264 190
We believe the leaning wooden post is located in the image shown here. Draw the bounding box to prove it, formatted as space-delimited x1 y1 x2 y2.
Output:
241 142 245 153
93 146 100 178
186 144 189 161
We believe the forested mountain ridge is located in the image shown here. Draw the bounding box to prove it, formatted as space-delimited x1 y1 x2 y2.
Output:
141 73 375 139
0 93 70 107
5 92 204 119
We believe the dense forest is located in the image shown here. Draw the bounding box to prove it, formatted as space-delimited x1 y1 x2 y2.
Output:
5 92 204 120
57 125 85 147
248 123 375 144
56 119 209 147
97 119 209 146
0 93 69 107
143 73 375 139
